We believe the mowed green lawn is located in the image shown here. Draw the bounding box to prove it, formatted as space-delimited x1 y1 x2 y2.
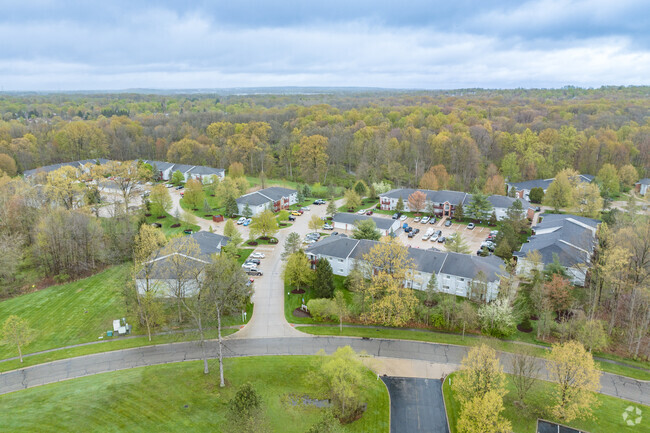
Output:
0 265 131 359
0 356 390 433
443 372 649 433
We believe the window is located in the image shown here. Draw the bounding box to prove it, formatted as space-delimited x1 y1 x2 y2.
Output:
460 278 464 282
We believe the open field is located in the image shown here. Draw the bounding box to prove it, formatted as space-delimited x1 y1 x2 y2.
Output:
0 356 389 433
443 372 650 433
0 263 253 363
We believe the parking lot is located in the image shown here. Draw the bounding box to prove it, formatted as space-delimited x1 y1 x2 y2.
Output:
396 216 490 254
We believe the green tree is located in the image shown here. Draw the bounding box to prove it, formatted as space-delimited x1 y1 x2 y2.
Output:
488 211 497 226
313 258 335 299
228 162 245 178
312 346 366 422
326 199 337 218
242 203 253 218
547 341 601 422
446 232 471 254
171 170 185 185
529 187 544 203
205 254 250 387
183 178 204 210
306 411 344 433
282 232 302 259
500 152 521 182
0 315 34 363
353 180 368 197
466 193 492 221
344 189 361 211
223 219 237 238
543 170 576 212
250 209 279 239
457 302 478 337
331 291 351 332
457 390 511 433
283 251 313 291
225 195 239 217
454 202 464 220
452 344 507 405
574 183 603 218
308 214 324 233
596 163 620 199
395 196 405 213
352 219 381 241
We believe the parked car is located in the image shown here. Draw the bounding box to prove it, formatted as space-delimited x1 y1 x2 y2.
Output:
303 239 317 245
422 234 431 241
246 269 263 276
291 211 302 216
444 219 452 227
400 215 408 221
166 184 174 188
243 218 252 226
175 185 184 190
413 228 420 234
241 262 257 269
429 218 437 224
332 231 339 236
467 223 475 230
250 252 265 259
437 236 446 243
430 235 439 242
408 231 415 238
435 230 442 237
246 258 261 265
313 199 326 205
490 230 499 236
306 233 321 240
421 217 430 224
236 217 246 225
301 206 310 211
535 206 541 212
288 215 296 221
356 209 365 215
392 213 400 219
180 192 184 197
365 210 373 215
405 226 412 233
323 224 334 230
413 217 421 223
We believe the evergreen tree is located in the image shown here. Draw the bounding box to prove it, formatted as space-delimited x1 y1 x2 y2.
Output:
455 202 464 220
243 203 253 218
225 195 239 217
353 180 368 197
488 211 497 226
396 196 405 213
313 259 335 298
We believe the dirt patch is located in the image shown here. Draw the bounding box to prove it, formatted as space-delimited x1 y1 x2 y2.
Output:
157 215 167 219
247 241 259 246
293 308 312 318
423 300 438 307
517 323 533 333
144 213 152 217
204 214 213 217
530 315 539 321
291 288 306 294
170 223 181 228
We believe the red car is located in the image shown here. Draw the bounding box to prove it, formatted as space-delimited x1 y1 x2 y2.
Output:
365 210 373 215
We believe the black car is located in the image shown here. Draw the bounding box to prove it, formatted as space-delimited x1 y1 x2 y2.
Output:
535 206 541 212
444 219 452 227
392 213 399 219
437 236 446 243
413 228 420 234
429 218 437 224
288 215 296 221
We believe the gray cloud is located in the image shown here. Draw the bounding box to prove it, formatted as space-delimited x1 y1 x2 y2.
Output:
0 1 648 90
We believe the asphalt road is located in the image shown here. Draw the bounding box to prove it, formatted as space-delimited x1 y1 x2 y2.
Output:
382 377 449 433
1 336 648 406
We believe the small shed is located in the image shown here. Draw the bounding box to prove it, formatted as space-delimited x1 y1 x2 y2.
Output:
212 214 224 223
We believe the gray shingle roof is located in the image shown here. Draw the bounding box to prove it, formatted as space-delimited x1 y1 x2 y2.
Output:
236 187 297 207
236 191 273 207
463 194 532 210
506 179 554 191
331 213 396 231
637 178 650 186
306 237 503 282
515 213 599 267
188 166 225 176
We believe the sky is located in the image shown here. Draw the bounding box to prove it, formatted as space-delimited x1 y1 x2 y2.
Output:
1 0 649 91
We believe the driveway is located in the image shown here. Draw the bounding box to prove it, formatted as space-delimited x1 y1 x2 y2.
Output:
382 377 449 433
397 217 487 253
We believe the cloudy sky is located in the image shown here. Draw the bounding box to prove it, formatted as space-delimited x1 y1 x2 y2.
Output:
1 0 649 90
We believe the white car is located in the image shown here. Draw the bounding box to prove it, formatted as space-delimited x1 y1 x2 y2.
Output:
400 215 407 221
430 235 439 242
250 252 265 259
241 262 257 269
236 217 246 225
301 206 310 211
414 217 421 223
323 224 334 230
421 217 430 224
357 209 366 215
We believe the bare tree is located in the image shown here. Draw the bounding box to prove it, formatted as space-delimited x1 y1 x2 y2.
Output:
160 236 203 322
508 349 540 404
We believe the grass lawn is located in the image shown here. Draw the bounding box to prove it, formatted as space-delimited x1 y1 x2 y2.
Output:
443 372 649 433
0 356 389 433
245 237 279 246
337 198 379 213
295 326 650 380
0 265 131 359
285 276 350 325
0 263 254 364
144 211 200 237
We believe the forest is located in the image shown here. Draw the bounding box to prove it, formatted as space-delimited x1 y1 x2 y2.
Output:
0 87 648 191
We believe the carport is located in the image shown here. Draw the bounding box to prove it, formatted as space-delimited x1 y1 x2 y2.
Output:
381 377 449 433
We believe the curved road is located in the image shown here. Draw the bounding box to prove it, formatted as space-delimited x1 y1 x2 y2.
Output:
1 195 648 407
